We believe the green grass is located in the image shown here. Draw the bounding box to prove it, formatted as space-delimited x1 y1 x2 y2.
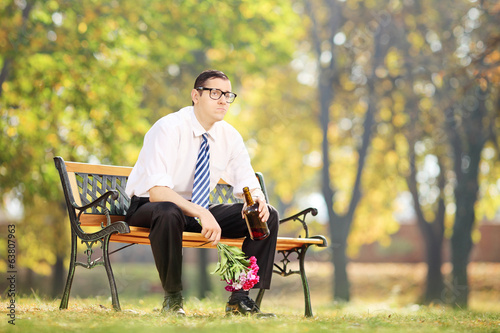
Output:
1 296 499 332
2 262 499 332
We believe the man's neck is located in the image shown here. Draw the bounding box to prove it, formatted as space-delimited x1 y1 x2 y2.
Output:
193 109 215 132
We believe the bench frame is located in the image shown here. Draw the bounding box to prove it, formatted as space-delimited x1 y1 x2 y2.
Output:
54 156 327 317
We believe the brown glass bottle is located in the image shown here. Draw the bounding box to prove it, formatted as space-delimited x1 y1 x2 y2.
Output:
242 187 270 241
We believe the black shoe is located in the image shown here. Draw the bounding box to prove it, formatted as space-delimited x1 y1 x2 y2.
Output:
161 293 186 316
225 295 276 318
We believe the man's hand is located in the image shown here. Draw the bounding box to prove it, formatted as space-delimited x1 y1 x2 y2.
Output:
198 209 221 246
149 185 221 245
255 196 270 222
241 190 269 223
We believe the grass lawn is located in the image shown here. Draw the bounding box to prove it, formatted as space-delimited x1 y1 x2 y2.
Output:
2 295 499 332
1 262 499 332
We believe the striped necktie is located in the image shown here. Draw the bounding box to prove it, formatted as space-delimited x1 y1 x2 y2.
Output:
191 133 210 208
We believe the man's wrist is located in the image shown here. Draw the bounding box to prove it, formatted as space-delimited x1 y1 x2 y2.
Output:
250 188 265 201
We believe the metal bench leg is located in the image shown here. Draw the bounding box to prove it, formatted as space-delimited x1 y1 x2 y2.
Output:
60 233 77 310
102 235 121 311
298 246 313 317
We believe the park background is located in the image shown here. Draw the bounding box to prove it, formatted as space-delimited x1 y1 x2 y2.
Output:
1 0 499 323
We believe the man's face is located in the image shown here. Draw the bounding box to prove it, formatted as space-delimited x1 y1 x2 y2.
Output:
192 78 232 130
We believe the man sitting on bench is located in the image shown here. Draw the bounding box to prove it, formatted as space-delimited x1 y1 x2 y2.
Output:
124 69 279 317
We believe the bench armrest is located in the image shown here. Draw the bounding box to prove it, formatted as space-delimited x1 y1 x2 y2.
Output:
71 190 130 242
279 207 318 238
73 190 119 228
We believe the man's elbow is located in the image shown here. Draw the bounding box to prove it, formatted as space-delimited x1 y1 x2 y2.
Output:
148 186 170 202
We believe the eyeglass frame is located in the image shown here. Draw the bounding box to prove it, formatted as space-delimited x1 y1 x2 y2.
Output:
195 87 237 104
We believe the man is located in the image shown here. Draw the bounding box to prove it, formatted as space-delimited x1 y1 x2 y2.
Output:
125 70 279 317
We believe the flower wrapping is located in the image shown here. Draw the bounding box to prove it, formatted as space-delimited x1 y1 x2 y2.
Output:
212 243 259 291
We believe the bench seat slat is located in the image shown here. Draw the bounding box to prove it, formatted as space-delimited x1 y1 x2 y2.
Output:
80 215 325 251
107 227 323 251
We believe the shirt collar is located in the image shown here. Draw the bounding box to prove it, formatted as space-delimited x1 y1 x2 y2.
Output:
188 106 217 141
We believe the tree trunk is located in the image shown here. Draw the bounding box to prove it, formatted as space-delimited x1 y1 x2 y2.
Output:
331 221 350 301
423 231 445 303
23 268 34 295
450 169 479 306
304 0 340 301
447 86 486 308
450 156 481 307
407 177 446 304
398 0 448 303
406 126 446 303
0 58 11 97
51 255 65 298
305 0 385 302
406 135 446 304
197 249 211 299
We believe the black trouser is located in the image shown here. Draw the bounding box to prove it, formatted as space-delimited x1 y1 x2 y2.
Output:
125 196 279 293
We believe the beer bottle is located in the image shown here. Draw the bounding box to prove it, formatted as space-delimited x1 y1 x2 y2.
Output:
242 187 270 241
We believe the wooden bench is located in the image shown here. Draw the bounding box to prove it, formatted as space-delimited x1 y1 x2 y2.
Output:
54 156 327 317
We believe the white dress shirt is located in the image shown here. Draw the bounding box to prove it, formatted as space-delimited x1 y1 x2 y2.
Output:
125 106 261 200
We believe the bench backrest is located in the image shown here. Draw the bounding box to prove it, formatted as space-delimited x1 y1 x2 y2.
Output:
54 156 268 227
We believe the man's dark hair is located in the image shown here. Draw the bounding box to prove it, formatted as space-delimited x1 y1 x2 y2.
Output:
192 70 229 105
193 70 229 89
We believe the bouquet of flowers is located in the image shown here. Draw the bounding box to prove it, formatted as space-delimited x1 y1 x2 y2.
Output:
212 243 259 291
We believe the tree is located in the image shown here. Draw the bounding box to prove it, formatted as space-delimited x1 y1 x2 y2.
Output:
394 0 500 307
303 0 397 301
438 0 499 307
383 0 499 306
1 0 150 295
395 0 449 304
0 0 303 297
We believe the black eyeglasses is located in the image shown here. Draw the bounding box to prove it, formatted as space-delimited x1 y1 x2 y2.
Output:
196 87 237 104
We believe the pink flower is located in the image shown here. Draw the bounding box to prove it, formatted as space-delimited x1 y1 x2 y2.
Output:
212 245 260 292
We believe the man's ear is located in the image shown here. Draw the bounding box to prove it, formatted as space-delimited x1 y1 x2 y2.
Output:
191 89 199 104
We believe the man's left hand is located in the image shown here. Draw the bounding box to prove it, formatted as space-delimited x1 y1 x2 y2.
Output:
255 196 270 223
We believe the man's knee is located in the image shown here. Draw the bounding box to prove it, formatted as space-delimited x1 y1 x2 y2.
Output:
267 205 279 232
151 201 182 214
150 202 184 230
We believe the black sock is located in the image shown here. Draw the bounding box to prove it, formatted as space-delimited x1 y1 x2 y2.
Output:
165 291 182 298
230 289 249 301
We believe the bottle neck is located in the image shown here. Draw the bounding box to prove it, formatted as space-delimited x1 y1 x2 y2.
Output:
243 187 255 206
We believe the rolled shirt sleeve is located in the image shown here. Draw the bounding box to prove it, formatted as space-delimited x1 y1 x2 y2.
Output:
126 117 179 198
